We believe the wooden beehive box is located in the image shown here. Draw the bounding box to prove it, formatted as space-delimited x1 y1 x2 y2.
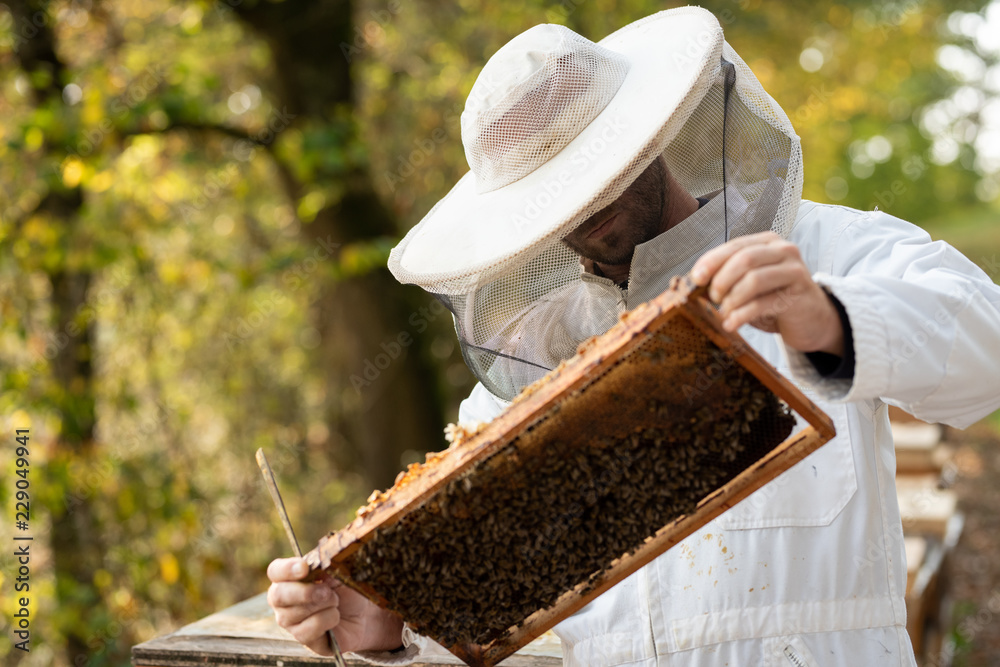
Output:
303 275 836 667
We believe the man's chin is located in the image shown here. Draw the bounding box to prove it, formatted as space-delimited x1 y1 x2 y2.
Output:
563 235 634 266
588 237 635 266
584 247 634 267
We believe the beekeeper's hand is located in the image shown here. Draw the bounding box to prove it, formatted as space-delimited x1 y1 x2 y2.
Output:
691 231 844 356
267 557 404 655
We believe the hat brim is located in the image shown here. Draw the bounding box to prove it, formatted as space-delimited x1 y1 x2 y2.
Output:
390 7 725 293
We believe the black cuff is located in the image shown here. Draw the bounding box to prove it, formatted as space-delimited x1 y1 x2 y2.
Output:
804 289 855 380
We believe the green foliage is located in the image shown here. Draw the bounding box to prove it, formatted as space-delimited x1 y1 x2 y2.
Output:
0 0 997 665
357 0 998 228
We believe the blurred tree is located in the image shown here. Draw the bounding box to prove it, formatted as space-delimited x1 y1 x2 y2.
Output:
5 1 97 664
2 1 453 664
222 0 449 491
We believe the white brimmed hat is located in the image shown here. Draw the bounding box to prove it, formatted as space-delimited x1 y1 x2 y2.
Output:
388 7 801 296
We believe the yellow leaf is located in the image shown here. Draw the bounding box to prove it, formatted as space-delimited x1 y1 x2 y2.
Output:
89 171 114 193
297 191 327 223
24 127 44 151
153 178 179 203
63 158 84 188
93 569 113 589
158 262 182 284
113 588 133 609
159 553 180 585
340 245 363 274
118 487 135 516
188 259 211 284
10 410 31 430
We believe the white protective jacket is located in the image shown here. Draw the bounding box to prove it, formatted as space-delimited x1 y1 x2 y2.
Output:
358 200 1000 667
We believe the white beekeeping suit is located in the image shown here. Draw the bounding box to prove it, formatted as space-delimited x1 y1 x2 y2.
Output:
355 7 1000 666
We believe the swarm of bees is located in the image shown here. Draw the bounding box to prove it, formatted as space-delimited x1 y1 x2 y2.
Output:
346 315 796 647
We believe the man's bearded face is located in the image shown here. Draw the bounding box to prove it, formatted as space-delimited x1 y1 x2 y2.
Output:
562 157 667 265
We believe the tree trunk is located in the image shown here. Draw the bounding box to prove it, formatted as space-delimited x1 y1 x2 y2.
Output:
232 0 447 489
6 1 111 662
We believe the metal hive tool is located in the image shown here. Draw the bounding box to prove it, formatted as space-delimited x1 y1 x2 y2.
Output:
303 274 836 667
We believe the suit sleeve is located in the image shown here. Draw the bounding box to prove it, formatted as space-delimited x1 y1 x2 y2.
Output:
350 625 456 665
783 206 1000 428
458 381 511 423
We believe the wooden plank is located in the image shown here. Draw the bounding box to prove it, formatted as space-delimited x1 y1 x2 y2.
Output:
905 539 942 657
891 422 942 450
895 445 950 476
904 536 927 595
132 635 556 667
904 513 964 660
887 405 933 424
132 634 350 667
131 593 561 667
897 476 958 539
892 422 946 474
167 594 297 643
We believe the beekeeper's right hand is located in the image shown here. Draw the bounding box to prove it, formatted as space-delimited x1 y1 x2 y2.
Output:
267 557 404 655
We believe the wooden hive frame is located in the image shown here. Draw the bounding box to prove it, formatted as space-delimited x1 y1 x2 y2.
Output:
304 275 836 667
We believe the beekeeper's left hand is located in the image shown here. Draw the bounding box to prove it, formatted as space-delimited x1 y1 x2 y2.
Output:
691 231 844 356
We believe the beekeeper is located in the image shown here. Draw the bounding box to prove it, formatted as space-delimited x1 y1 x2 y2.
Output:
267 7 1000 666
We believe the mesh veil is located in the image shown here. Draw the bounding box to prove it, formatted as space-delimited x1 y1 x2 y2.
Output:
391 17 804 402
436 46 800 402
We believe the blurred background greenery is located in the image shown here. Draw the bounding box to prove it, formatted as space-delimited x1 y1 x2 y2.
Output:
0 0 998 665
